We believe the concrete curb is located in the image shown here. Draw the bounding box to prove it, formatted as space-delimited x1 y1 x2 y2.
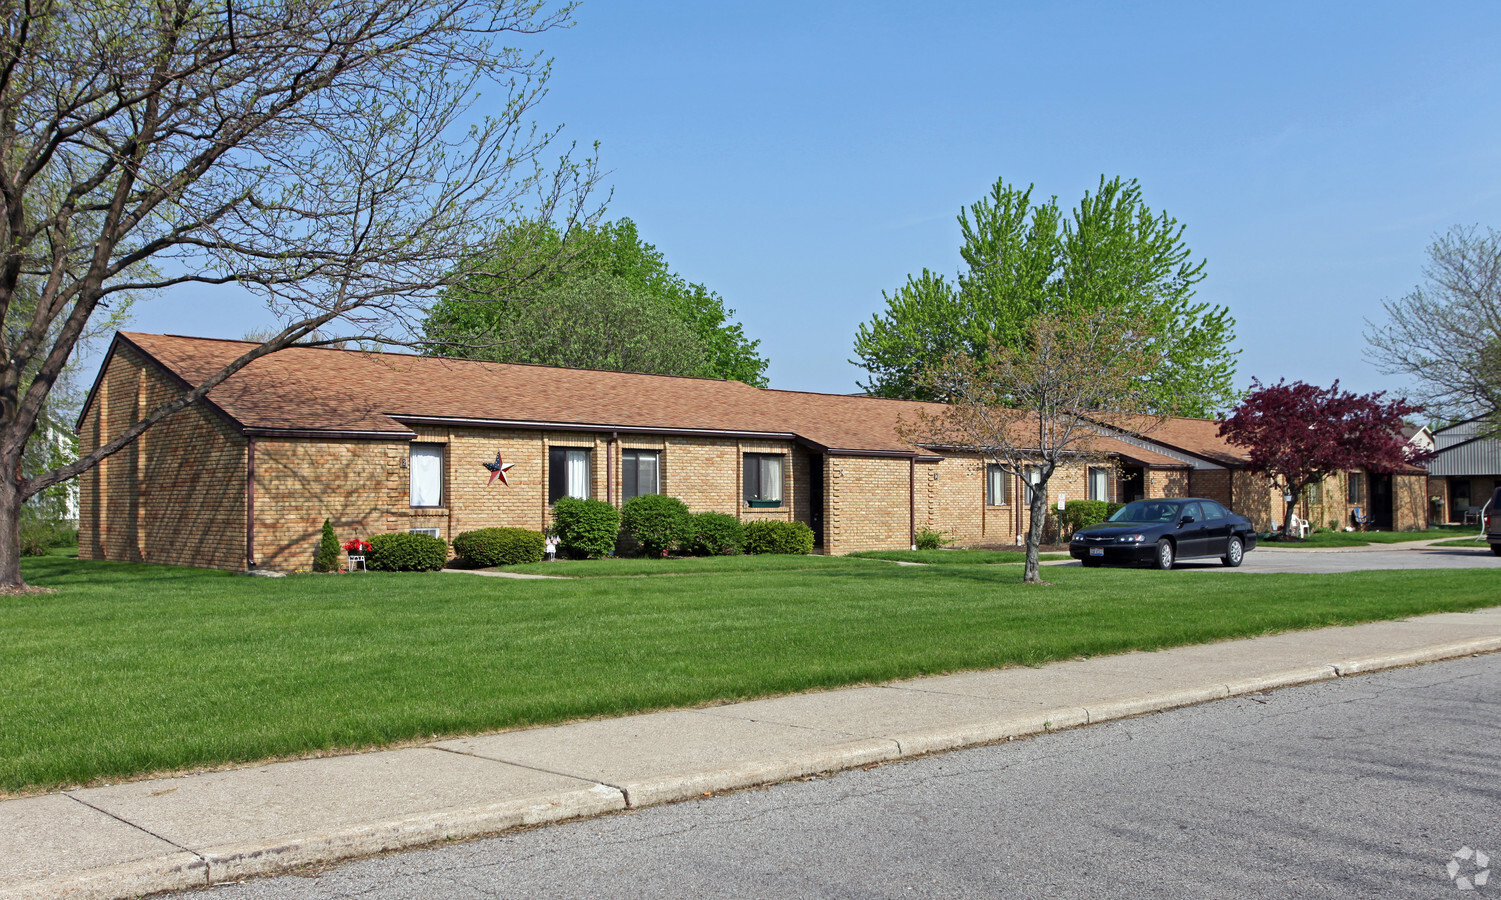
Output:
5 618 1500 900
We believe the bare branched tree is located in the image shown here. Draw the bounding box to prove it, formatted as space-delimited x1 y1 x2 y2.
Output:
0 0 603 585
902 310 1162 584
1366 225 1501 433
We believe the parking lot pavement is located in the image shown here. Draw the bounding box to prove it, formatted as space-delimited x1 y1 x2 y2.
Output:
1172 544 1499 574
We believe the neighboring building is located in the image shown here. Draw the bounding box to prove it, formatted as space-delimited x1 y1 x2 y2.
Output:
1426 418 1501 524
1090 415 1430 533
76 333 1428 573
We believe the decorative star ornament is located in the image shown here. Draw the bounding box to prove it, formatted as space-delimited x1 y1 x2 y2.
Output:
482 452 514 486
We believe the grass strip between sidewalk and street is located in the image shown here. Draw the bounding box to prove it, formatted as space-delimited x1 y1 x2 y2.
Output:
4 552 1499 795
1265 529 1460 548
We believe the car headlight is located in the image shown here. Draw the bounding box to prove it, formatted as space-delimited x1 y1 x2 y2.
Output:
1120 534 1147 543
1070 533 1083 542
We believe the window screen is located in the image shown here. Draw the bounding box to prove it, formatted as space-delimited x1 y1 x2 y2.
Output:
548 447 591 503
622 450 660 500
409 444 444 507
743 453 784 505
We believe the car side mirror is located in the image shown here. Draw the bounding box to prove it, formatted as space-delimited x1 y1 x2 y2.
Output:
1179 515 1195 525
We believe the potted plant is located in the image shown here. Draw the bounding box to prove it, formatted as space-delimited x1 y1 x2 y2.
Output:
341 538 372 570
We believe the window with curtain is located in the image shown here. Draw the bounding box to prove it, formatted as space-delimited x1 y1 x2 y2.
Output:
548 447 591 503
1087 467 1110 502
409 444 444 508
985 464 1007 506
1024 465 1043 502
621 450 660 500
742 453 784 505
1347 472 1364 505
1307 481 1322 504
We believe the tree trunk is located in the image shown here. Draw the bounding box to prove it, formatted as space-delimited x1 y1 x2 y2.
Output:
1023 484 1050 584
1281 485 1303 542
0 476 25 588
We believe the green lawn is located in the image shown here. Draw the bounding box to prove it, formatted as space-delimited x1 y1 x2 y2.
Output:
4 552 1499 795
1431 536 1494 548
495 554 890 577
849 549 1070 565
1266 529 1455 548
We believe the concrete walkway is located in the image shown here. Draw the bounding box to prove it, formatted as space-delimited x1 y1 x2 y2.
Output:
4 609 1501 900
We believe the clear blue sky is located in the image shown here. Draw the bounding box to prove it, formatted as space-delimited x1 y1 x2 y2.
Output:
111 1 1501 406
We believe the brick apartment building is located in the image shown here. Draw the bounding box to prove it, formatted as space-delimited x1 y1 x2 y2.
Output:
77 333 1428 573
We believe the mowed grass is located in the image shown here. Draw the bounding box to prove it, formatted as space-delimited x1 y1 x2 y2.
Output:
4 553 1499 795
848 549 1070 565
1270 529 1455 548
496 554 890 577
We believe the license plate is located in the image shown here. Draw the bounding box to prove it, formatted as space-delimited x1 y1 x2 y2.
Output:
1089 548 1104 557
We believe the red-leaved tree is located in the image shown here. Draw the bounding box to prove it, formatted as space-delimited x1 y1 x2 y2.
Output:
1218 379 1424 538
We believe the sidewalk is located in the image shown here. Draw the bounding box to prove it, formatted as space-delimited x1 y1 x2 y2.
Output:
5 608 1501 900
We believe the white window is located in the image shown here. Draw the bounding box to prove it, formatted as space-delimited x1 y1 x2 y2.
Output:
548 447 591 503
409 444 444 508
986 464 1007 506
1088 467 1110 502
409 527 440 538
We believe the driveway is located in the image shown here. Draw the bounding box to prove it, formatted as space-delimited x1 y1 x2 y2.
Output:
1180 540 1498 574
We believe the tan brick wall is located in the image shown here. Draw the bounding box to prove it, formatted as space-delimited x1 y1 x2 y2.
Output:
1188 469 1232 507
824 456 912 554
78 345 248 570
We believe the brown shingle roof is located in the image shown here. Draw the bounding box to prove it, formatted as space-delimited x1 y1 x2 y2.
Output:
109 332 1193 466
1093 413 1250 467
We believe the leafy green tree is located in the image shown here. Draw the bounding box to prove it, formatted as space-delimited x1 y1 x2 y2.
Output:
427 218 769 385
854 177 1237 417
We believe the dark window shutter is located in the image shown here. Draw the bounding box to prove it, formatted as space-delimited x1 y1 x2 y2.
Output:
743 454 758 502
548 448 567 504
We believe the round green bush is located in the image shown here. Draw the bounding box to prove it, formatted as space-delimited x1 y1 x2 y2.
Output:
913 526 950 551
366 532 448 572
620 494 692 557
743 519 815 555
552 497 621 559
1061 500 1111 537
686 511 744 556
453 527 545 566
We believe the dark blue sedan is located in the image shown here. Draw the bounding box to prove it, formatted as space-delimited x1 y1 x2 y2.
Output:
1069 498 1258 569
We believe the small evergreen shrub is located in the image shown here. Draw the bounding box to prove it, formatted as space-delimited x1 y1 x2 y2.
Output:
552 497 621 559
314 518 341 572
1061 500 1111 536
620 494 692 557
453 527 545 566
367 532 448 572
743 519 815 555
686 512 744 556
913 527 950 551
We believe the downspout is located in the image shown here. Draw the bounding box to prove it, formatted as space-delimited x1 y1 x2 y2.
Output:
607 432 617 506
909 456 916 550
245 436 256 570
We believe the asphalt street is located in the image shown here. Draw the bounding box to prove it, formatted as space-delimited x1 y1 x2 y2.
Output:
178 653 1501 899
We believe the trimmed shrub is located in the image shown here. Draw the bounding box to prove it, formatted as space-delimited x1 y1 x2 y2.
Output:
1106 502 1126 519
367 532 448 572
552 497 621 559
453 527 545 567
620 494 692 557
1060 500 1110 537
686 512 744 556
744 519 815 555
313 518 341 572
913 527 950 551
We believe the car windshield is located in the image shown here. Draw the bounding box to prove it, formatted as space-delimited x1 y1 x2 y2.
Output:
1107 501 1182 524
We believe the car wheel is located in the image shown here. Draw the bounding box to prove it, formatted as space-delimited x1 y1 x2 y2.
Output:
1222 536 1244 567
1154 539 1174 570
